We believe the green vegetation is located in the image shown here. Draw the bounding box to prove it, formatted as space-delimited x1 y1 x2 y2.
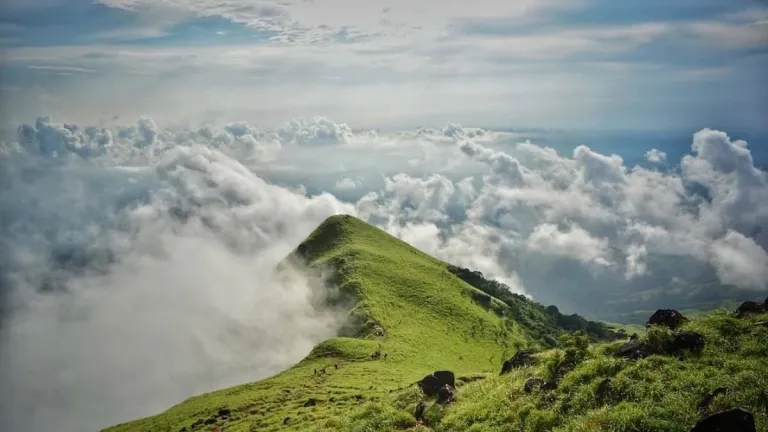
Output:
106 215 768 432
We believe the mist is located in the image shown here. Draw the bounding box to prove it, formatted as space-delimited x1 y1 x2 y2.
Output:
0 139 352 431
1 115 767 431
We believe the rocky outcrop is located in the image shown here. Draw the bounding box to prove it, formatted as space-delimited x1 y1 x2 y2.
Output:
500 350 535 375
734 301 766 318
419 371 455 397
646 309 688 329
690 407 755 432
669 330 706 354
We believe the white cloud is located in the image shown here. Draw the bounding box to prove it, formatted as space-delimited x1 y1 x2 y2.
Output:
645 148 667 163
336 177 361 189
2 115 768 432
710 230 768 289
527 223 611 266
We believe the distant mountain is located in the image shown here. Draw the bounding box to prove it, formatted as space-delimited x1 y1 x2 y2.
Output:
106 215 768 432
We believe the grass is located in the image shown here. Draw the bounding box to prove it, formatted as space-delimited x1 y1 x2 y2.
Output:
105 215 768 432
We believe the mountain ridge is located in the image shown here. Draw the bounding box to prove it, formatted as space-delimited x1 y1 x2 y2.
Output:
105 214 768 432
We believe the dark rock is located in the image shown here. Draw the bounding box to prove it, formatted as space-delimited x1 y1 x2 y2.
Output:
191 419 204 428
457 375 486 385
690 407 755 432
646 309 688 329
433 370 455 387
697 387 730 414
204 417 216 425
283 417 291 425
303 398 317 407
614 339 654 360
670 330 706 354
414 401 426 421
419 371 455 397
735 301 766 318
217 408 230 417
437 384 455 404
500 350 535 375
523 377 555 393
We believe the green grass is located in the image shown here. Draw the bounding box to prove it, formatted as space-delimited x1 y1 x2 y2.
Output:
105 215 768 432
326 309 768 432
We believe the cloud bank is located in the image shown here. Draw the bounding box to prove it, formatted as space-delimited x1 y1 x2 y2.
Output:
1 115 767 431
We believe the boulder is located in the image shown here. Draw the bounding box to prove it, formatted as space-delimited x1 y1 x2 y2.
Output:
500 350 535 375
670 330 706 354
614 339 654 360
437 384 455 404
523 377 557 393
690 407 755 432
646 309 688 329
419 371 455 397
697 387 730 414
523 377 545 393
735 301 766 318
217 408 231 417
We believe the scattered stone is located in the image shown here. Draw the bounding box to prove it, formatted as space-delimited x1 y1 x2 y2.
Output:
191 419 204 428
354 394 364 401
204 417 216 425
690 407 755 432
414 401 426 421
303 398 317 408
419 371 455 397
329 397 336 403
614 339 654 360
697 387 730 414
523 376 557 393
217 408 230 417
735 301 766 318
179 428 187 432
283 417 291 425
437 384 455 404
500 350 535 375
524 377 544 393
646 309 688 329
670 330 706 354
629 333 639 341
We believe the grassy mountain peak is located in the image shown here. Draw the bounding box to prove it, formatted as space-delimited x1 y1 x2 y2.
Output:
106 215 768 432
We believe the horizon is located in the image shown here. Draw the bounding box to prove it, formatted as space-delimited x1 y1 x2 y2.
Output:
1 1 767 431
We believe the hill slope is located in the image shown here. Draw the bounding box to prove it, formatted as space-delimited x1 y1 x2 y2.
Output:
106 215 767 432
106 215 614 431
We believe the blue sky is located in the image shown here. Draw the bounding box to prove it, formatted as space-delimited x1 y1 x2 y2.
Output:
0 0 766 131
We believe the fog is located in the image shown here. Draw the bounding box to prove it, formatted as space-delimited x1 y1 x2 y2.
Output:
1 116 767 431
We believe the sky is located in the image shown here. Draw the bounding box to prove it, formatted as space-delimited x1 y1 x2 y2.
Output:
0 2 767 432
0 0 767 131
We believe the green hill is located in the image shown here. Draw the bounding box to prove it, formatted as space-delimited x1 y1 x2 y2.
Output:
106 215 768 432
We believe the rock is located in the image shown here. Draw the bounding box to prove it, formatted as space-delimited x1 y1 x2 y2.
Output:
523 377 545 393
303 398 317 407
614 339 654 360
419 371 455 397
697 387 730 414
646 309 688 329
735 301 766 318
523 377 556 393
217 408 230 417
204 417 217 425
437 384 455 404
283 417 291 425
414 401 426 421
690 407 755 432
500 350 535 375
670 330 706 354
